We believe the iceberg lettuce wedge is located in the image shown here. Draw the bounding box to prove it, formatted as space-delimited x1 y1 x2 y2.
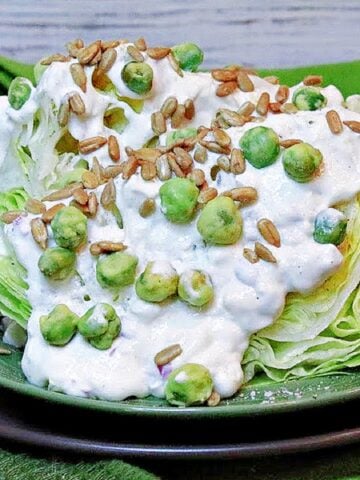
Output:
244 197 360 382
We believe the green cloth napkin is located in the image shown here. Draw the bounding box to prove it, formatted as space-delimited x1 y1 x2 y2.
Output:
0 55 359 480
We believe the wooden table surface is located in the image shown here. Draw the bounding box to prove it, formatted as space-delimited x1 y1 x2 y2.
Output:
0 0 359 68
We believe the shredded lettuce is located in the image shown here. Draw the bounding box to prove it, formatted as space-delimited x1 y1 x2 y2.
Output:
243 196 360 382
0 187 28 215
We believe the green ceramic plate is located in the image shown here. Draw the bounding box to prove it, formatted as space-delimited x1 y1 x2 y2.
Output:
0 60 360 419
1 340 360 419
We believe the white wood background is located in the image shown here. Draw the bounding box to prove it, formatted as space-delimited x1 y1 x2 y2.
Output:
0 0 359 68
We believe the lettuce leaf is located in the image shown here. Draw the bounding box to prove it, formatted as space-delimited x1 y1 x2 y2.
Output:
243 196 360 382
0 256 31 328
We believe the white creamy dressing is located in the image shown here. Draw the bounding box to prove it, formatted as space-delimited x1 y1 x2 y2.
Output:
1 44 360 401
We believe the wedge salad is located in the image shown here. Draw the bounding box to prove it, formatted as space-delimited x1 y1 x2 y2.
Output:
0 38 360 407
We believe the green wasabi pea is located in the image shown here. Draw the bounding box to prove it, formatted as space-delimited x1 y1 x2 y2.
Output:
51 206 87 250
166 128 197 147
78 303 121 350
165 363 213 407
239 126 280 169
171 43 204 72
40 304 78 346
135 260 178 303
197 196 242 245
121 62 153 95
8 77 32 110
96 252 138 290
178 269 214 307
292 86 327 111
282 142 323 183
160 178 199 224
38 247 76 280
313 208 347 245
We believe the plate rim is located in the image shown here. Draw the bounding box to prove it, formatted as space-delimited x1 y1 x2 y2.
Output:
1 416 360 459
1 369 360 418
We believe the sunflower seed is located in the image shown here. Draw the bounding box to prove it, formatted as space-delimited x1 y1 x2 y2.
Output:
243 248 259 264
194 145 208 164
237 71 254 92
101 179 116 209
217 155 230 172
213 128 231 147
255 242 277 263
58 100 70 127
198 187 218 204
218 109 245 127
200 141 230 155
91 157 104 184
263 75 279 85
269 102 282 113
211 69 238 82
343 120 360 133
238 101 256 117
25 198 46 214
228 187 258 205
167 152 185 177
210 165 220 181
275 85 289 104
280 103 298 114
92 68 111 90
100 40 120 51
139 198 156 218
141 161 157 181
303 75 323 86
134 37 147 51
171 104 186 129
174 147 193 170
41 204 65 223
40 54 69 65
187 168 205 186
154 343 182 367
122 157 139 179
66 39 84 58
256 92 270 116
30 218 48 249
280 139 303 148
90 241 126 256
127 45 144 62
167 51 183 77
70 63 87 92
184 99 195 120
79 136 107 155
147 47 171 60
0 210 24 224
98 48 117 72
207 390 221 407
77 42 100 65
133 148 161 162
216 81 238 97
82 171 99 189
325 110 343 134
88 192 98 217
230 148 246 174
257 218 281 248
69 92 85 115
108 135 120 162
72 187 89 205
70 200 91 216
104 164 123 179
151 111 167 135
0 347 11 355
160 96 178 118
42 183 83 202
156 154 172 180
